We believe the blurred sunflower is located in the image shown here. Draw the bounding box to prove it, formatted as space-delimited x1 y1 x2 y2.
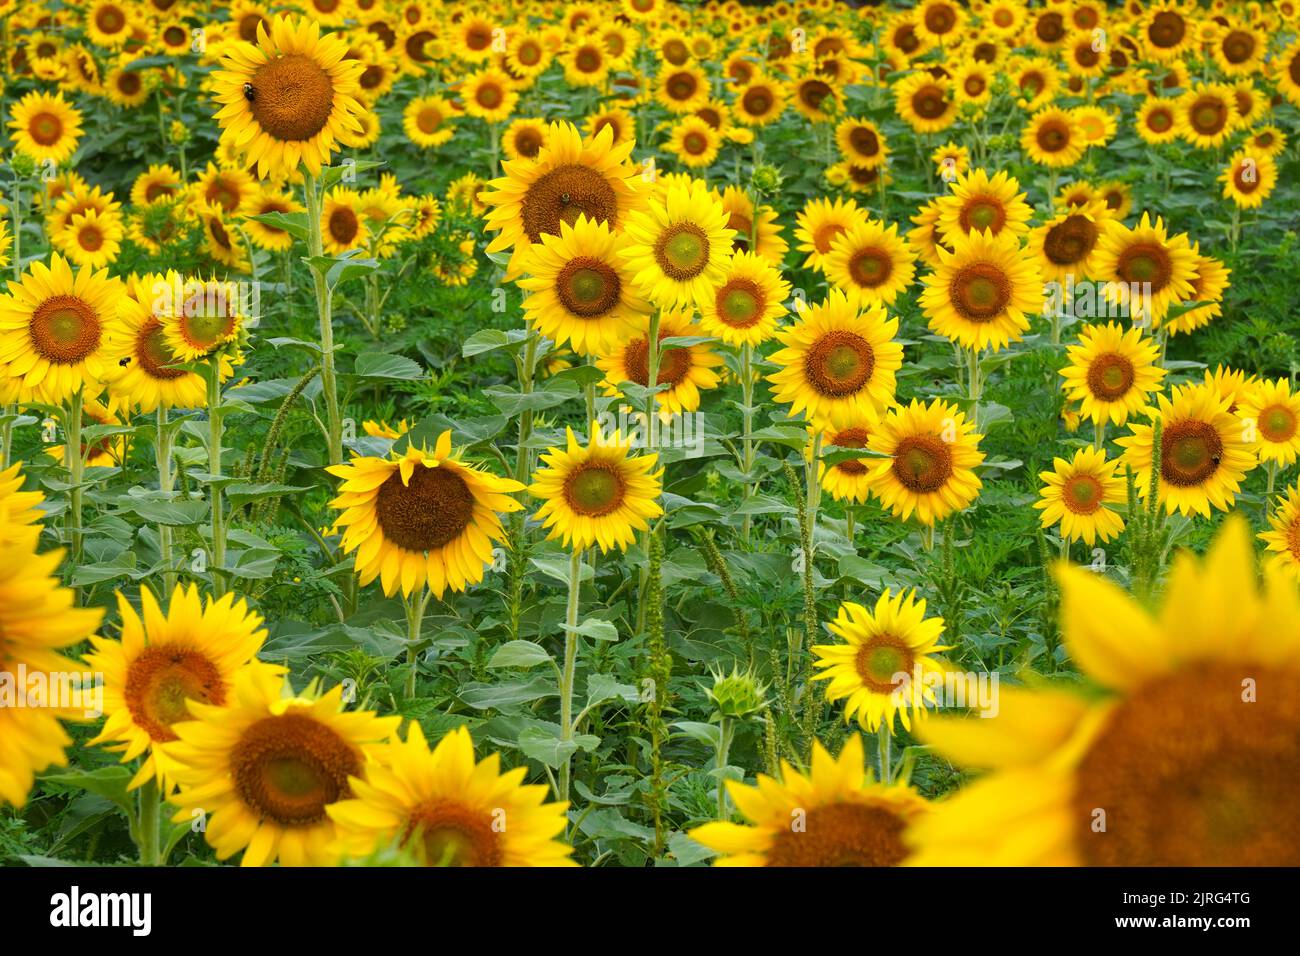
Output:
1238 378 1300 467
1022 107 1086 168
1220 149 1276 209
402 95 455 149
1261 483 1300 582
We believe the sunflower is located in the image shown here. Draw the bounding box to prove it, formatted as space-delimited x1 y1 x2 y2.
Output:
8 91 83 165
529 425 663 554
402 95 455 149
916 0 965 43
320 187 370 254
52 207 123 270
1063 30 1107 78
1092 213 1197 327
983 0 1025 37
833 116 888 169
560 39 611 88
952 63 994 105
1261 483 1300 582
1010 56 1060 109
920 229 1043 353
1135 97 1179 144
506 29 553 79
1071 105 1117 146
1060 322 1166 426
104 61 152 108
714 186 787 263
794 195 864 272
1117 383 1257 518
0 486 103 808
518 214 649 358
931 141 970 182
732 76 787 126
1276 38 1300 107
866 398 985 525
130 164 182 207
329 724 573 866
1176 84 1237 149
656 63 708 115
1034 447 1126 546
1227 79 1267 128
910 518 1300 866
665 116 722 169
160 277 246 363
196 203 250 271
1239 378 1300 467
1141 1 1195 62
240 184 304 252
0 253 123 405
894 72 956 134
935 168 1032 243
211 14 365 180
454 14 497 63
1220 149 1277 209
85 585 277 793
620 179 733 310
583 106 635 148
818 423 875 503
461 68 519 124
164 666 399 867
688 735 930 867
906 199 953 269
1028 200 1109 282
596 310 722 418
697 251 790 347
1164 245 1230 336
501 118 548 162
789 73 841 124
1094 180 1133 219
481 121 644 282
822 219 916 309
1022 107 1086 168
327 432 523 599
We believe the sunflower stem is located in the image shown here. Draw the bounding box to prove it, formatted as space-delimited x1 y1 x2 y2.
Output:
303 173 344 468
558 547 582 804
136 777 161 866
877 722 893 784
205 359 227 596
10 170 22 281
65 389 85 582
1093 418 1106 451
714 715 734 819
404 587 430 702
740 341 755 545
156 405 176 594
967 346 983 431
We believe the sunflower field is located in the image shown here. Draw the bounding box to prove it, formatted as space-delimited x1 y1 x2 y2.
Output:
0 0 1298 878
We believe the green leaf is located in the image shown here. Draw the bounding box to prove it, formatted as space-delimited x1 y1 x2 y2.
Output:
460 677 559 710
304 252 381 291
224 482 315 507
516 727 600 768
487 641 555 669
462 328 530 358
353 352 424 380
561 618 620 641
42 767 135 817
251 211 309 242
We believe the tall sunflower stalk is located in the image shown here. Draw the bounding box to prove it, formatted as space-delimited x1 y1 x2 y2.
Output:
63 389 85 573
203 357 228 595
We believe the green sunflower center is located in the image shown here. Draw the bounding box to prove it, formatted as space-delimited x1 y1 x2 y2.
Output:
1260 405 1297 444
556 257 620 318
29 111 64 146
654 222 710 280
30 295 102 364
403 800 503 867
563 461 626 517
804 330 875 397
1085 353 1136 402
136 319 187 380
1161 419 1224 487
891 435 954 494
717 279 764 329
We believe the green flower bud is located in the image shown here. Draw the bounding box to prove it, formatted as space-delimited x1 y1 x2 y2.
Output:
707 665 768 720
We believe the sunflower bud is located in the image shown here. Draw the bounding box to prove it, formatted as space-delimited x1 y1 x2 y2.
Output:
10 152 36 178
168 120 191 146
707 665 768 720
749 163 783 200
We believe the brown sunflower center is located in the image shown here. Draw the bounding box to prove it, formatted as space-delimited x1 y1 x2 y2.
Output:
911 85 948 120
1189 96 1228 135
521 164 618 243
475 81 503 109
960 199 1006 234
1288 517 1300 562
848 247 893 289
232 713 360 826
1259 405 1297 444
374 465 476 552
1074 43 1101 67
715 278 766 329
1290 49 1300 86
682 131 709 155
328 206 360 245
1035 11 1065 42
653 222 710 280
924 3 957 35
1148 11 1186 48
1043 214 1100 266
665 71 699 102
402 799 503 866
1072 662 1300 866
1232 162 1260 194
95 4 126 33
949 262 1012 321
1086 353 1136 401
813 223 847 255
248 53 336 143
562 461 626 517
831 427 872 474
1222 30 1256 63
124 645 226 743
1160 420 1223 487
513 126 543 158
465 24 492 51
624 337 691 388
29 111 64 146
30 295 102 364
416 106 443 133
136 319 187 380
117 71 142 96
741 86 773 116
1035 118 1071 152
848 125 880 158
1116 242 1172 291
1146 106 1173 132
891 435 954 493
1062 474 1105 514
555 256 620 318
764 801 910 867
804 330 875 397
144 180 176 202
798 79 832 111
963 74 987 97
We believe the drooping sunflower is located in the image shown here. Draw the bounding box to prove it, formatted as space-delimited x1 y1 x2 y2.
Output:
402 94 455 149
767 290 902 431
481 121 645 281
1092 213 1197 327
818 423 876 504
1022 107 1086 168
518 214 649 358
1028 199 1109 283
8 91 84 165
1117 382 1257 518
329 724 574 866
813 589 950 733
0 253 123 405
866 398 985 526
211 14 365 180
1238 378 1300 467
688 735 930 867
0 491 103 808
1059 322 1166 426
934 168 1032 243
528 425 663 554
1261 483 1300 583
595 310 723 418
894 72 956 134
794 195 864 272
85 585 277 792
822 219 916 309
1219 149 1276 209
195 202 250 272
620 178 733 310
164 666 400 867
327 432 524 599
910 518 1300 866
1034 447 1126 546
919 228 1043 353
697 251 789 347
714 185 787 263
